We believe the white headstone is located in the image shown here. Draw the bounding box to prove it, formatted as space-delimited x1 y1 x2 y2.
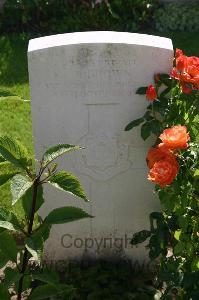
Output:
28 32 173 262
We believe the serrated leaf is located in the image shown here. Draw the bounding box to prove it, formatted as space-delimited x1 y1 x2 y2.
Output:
42 144 81 166
136 86 147 95
0 231 18 262
22 185 44 218
11 174 33 205
124 118 144 131
44 206 93 225
0 136 31 170
0 208 22 231
48 171 88 201
141 122 151 140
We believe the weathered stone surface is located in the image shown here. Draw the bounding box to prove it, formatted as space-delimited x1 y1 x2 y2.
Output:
28 31 173 261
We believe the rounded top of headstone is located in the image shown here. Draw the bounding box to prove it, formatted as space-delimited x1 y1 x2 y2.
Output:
28 31 173 53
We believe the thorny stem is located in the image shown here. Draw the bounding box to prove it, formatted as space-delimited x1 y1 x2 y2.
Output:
17 176 40 300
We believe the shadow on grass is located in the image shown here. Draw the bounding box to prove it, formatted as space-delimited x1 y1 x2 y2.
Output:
0 34 30 86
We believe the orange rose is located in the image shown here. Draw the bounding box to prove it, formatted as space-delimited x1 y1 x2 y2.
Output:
176 55 187 72
176 48 183 58
180 82 192 94
159 125 190 150
148 160 179 187
146 85 157 101
171 49 199 93
147 144 177 169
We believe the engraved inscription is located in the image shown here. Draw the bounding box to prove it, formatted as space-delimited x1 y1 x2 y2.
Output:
75 104 131 180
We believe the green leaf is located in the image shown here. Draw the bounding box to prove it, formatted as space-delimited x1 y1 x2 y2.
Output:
194 169 199 178
25 235 43 263
44 206 93 225
149 246 161 260
0 155 6 163
174 230 181 241
0 136 31 170
0 249 8 268
42 144 81 166
150 212 163 221
159 74 172 87
0 173 18 187
150 119 162 136
143 111 153 121
150 212 164 232
141 122 151 140
22 185 44 218
25 223 51 263
136 86 147 95
174 242 185 255
0 231 18 262
32 268 59 285
14 274 31 294
124 118 144 131
30 283 74 300
160 87 171 97
11 174 33 205
0 284 10 300
159 73 170 80
131 230 151 245
0 161 20 173
0 208 22 231
48 171 88 201
30 284 58 300
33 223 51 242
4 267 22 288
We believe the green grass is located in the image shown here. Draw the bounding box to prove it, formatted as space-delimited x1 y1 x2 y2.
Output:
0 32 198 220
0 34 33 220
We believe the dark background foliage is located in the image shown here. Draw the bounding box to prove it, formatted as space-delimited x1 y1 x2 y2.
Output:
0 0 198 35
0 0 157 34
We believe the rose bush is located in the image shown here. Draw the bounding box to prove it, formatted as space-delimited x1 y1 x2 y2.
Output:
125 49 199 298
171 49 199 94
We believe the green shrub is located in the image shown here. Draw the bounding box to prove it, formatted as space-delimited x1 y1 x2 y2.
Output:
155 2 199 32
0 0 158 34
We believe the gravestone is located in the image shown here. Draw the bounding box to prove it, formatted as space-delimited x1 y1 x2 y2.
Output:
28 32 173 262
